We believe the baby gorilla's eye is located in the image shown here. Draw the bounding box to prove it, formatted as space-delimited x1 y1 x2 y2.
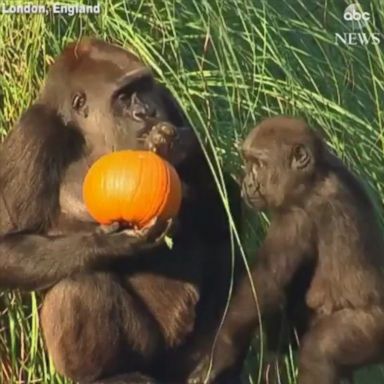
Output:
253 158 264 169
252 163 259 175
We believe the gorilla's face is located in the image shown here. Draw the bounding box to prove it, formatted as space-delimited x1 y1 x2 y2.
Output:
40 38 186 161
241 117 319 210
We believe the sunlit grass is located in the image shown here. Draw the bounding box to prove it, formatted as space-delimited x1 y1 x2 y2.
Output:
1 0 384 383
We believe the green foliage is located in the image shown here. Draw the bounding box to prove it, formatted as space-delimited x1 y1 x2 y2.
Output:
0 0 384 382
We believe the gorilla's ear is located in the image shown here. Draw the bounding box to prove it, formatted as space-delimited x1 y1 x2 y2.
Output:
157 85 191 128
290 143 312 170
0 104 84 232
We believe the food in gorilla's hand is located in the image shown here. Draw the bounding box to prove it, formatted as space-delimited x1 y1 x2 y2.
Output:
83 150 182 228
144 121 178 157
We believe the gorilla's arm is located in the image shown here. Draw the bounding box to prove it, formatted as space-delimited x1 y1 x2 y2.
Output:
215 245 307 352
188 216 313 382
0 104 158 291
0 228 149 291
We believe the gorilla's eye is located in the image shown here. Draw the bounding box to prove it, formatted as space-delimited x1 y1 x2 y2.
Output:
253 158 264 169
72 92 86 111
117 92 129 104
252 163 260 175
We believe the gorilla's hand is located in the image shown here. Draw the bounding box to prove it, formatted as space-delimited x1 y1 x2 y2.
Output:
97 217 173 252
122 217 173 246
187 335 243 384
145 121 178 158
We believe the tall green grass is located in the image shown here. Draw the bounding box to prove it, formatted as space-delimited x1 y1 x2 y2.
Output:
0 0 384 383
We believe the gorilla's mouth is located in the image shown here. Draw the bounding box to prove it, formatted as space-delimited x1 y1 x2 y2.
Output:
241 187 266 210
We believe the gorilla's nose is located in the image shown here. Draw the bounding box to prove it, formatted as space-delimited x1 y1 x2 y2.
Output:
242 174 261 204
241 184 253 208
129 93 148 121
240 186 247 199
243 176 259 194
241 180 250 198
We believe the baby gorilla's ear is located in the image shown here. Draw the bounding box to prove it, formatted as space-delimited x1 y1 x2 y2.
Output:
290 144 312 170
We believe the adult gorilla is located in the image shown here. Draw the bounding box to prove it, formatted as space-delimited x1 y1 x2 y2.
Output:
0 38 241 383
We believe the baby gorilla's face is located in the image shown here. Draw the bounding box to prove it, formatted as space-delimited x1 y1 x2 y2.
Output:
241 117 318 210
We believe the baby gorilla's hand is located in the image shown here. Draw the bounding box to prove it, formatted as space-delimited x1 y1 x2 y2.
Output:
187 334 242 384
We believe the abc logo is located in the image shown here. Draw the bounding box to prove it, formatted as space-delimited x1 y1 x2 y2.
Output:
343 4 370 22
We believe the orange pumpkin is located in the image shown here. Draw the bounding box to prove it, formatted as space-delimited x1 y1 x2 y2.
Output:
83 150 182 227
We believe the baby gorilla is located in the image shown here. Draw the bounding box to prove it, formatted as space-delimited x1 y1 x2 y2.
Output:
189 116 384 384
